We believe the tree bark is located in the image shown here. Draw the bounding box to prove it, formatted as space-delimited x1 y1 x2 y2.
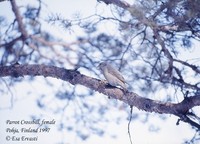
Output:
0 64 200 129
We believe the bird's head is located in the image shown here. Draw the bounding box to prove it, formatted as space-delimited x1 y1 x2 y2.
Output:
98 62 107 71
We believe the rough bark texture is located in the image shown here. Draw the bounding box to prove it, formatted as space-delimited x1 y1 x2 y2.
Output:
0 64 200 129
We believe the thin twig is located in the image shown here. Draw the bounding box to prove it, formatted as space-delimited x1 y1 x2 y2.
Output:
128 106 133 144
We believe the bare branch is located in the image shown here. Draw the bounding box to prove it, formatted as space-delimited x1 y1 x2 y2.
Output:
174 59 200 74
0 64 200 129
98 0 131 9
10 0 28 39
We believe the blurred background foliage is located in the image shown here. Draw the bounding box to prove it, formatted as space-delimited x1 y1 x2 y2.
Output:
0 0 200 143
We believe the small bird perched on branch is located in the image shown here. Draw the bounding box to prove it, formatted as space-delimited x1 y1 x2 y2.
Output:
98 62 127 91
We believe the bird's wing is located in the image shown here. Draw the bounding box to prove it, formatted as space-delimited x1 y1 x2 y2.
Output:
107 64 125 83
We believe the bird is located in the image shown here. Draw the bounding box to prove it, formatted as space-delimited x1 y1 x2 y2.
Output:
98 62 127 91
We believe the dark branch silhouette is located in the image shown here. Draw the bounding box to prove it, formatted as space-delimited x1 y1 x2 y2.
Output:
0 64 200 129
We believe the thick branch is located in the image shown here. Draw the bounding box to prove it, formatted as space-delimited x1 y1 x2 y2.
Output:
0 64 200 120
98 0 130 9
10 0 28 39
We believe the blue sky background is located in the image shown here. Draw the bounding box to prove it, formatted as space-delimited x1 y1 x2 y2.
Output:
0 0 199 144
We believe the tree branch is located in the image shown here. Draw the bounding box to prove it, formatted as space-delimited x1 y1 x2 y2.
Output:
0 64 200 129
97 0 130 9
174 59 200 74
10 0 28 39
